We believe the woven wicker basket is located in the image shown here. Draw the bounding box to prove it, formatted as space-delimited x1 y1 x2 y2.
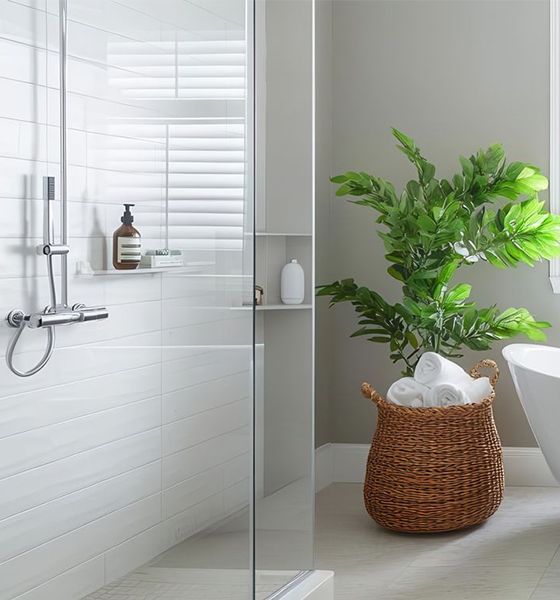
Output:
361 359 504 533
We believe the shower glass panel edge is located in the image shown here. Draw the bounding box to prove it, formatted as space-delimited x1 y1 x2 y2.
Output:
253 0 315 596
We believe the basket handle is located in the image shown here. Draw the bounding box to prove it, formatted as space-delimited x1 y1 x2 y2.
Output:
361 382 384 406
469 359 500 388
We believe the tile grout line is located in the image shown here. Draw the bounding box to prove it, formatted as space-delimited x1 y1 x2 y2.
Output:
528 543 560 599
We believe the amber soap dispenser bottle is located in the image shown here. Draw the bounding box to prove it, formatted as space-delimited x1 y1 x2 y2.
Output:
113 203 141 270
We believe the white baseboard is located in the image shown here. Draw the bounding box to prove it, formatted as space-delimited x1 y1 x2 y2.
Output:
502 447 558 486
315 443 335 492
315 443 558 490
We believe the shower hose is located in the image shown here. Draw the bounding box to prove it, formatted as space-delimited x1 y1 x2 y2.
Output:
6 253 57 377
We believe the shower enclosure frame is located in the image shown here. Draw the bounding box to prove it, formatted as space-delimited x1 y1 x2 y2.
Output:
1 0 333 595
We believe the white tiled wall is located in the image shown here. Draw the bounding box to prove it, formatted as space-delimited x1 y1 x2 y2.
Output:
0 1 251 598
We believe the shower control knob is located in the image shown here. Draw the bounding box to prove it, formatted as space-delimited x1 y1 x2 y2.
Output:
6 310 26 328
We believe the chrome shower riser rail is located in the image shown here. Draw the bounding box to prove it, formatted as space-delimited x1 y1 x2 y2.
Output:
59 0 68 309
5 176 110 377
5 0 109 377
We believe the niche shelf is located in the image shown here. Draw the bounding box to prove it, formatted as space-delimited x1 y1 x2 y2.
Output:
255 235 312 307
231 304 312 312
258 303 311 311
80 266 201 277
255 232 312 237
77 260 215 277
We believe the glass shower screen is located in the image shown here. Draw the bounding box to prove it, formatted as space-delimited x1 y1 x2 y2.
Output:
68 0 256 597
0 0 315 598
0 0 255 598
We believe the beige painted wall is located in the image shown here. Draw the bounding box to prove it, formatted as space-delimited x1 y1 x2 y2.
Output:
317 0 558 447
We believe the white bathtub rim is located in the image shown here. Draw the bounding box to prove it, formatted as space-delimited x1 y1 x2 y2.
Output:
502 343 560 379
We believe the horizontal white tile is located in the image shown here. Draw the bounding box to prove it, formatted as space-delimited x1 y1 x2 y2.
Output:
0 236 55 278
98 277 161 307
0 493 161 600
0 197 105 240
162 348 251 392
0 461 161 562
103 523 166 584
0 155 166 206
0 331 162 397
0 0 47 48
0 114 163 173
12 556 105 600
189 0 245 26
0 156 82 200
163 426 250 488
161 491 224 548
116 0 236 31
162 316 252 348
162 370 250 424
0 428 161 520
0 75 153 140
88 130 165 172
0 78 74 131
163 452 249 519
163 469 222 519
162 398 250 456
224 478 250 515
0 396 161 478
161 273 247 301
161 299 248 329
223 452 250 489
0 361 160 437
0 116 21 158
1 1 168 69
15 0 166 52
66 0 164 45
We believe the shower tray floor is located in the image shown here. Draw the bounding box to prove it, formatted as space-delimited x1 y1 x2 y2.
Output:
85 567 299 600
86 480 310 599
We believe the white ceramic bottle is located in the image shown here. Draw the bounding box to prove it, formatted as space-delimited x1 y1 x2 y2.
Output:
281 258 305 305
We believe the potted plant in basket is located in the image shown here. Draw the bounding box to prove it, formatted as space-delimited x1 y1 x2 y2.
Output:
317 129 560 533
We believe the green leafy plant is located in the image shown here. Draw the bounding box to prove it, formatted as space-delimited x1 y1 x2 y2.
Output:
317 129 560 375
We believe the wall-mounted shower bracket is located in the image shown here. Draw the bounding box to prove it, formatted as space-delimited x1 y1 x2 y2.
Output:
38 244 70 256
37 174 70 260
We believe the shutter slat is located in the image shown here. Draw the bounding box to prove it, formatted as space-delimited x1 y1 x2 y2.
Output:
108 36 247 251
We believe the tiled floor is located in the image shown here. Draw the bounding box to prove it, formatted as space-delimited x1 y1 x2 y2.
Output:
315 484 560 600
87 483 560 599
86 479 309 599
85 568 293 600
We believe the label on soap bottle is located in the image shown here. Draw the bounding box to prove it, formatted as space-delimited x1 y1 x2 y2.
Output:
117 237 141 263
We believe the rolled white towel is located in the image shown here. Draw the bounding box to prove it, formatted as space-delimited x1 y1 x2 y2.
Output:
465 376 493 404
425 382 470 407
414 352 473 387
387 377 429 407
